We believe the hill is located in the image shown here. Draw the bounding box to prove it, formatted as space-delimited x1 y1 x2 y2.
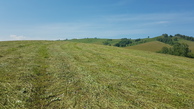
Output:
68 35 194 54
125 41 172 52
68 38 155 46
0 41 194 109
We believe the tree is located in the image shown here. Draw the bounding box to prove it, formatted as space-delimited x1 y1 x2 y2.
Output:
168 43 189 57
114 38 132 47
156 36 174 45
174 34 194 41
162 33 168 38
159 47 169 54
135 39 141 42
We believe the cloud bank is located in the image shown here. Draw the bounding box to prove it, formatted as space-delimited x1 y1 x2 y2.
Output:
9 35 26 40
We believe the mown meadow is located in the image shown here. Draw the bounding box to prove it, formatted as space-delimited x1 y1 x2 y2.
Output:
0 41 194 109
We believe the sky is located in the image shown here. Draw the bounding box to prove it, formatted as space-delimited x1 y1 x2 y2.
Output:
0 0 194 41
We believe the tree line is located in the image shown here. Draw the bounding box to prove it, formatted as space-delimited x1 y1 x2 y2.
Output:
156 34 178 45
174 34 194 41
157 33 194 44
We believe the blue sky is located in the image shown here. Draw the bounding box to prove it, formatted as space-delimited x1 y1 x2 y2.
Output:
0 0 194 41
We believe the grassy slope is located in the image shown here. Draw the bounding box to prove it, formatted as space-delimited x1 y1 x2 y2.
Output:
126 41 172 52
0 41 194 109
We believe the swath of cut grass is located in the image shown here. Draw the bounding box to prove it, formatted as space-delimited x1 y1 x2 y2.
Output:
0 41 194 109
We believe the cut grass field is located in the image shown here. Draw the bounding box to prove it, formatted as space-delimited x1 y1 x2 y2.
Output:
126 41 172 52
0 41 194 109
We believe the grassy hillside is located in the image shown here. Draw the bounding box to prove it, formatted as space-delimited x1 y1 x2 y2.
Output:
0 41 194 109
126 41 172 52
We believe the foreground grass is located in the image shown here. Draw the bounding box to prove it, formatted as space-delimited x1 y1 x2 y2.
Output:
0 41 194 109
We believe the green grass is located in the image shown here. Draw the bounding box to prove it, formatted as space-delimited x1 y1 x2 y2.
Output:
0 41 194 109
126 41 172 52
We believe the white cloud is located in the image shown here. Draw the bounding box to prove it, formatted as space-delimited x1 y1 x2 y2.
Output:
9 35 26 40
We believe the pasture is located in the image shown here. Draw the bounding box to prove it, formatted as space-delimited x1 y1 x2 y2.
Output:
0 41 194 108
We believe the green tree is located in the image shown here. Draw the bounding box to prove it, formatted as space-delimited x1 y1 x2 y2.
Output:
114 38 132 47
172 43 189 57
162 34 168 38
160 47 169 54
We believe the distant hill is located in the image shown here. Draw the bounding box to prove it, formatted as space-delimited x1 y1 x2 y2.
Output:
125 41 172 52
0 41 194 108
68 38 121 46
67 35 194 54
67 38 155 46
